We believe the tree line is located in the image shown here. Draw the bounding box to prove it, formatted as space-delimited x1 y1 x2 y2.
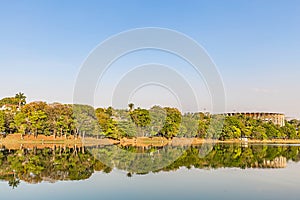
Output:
1 93 300 140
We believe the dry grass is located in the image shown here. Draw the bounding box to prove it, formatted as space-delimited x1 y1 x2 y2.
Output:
0 134 118 150
1 135 300 150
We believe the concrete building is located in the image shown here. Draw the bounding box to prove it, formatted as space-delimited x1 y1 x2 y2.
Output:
225 112 285 127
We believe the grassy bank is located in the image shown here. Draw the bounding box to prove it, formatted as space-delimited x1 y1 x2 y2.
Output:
0 134 119 149
1 134 300 150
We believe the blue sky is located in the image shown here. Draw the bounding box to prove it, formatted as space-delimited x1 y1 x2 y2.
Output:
0 0 300 117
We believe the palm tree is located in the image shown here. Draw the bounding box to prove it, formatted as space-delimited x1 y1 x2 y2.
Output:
15 92 26 108
8 171 20 189
128 103 134 112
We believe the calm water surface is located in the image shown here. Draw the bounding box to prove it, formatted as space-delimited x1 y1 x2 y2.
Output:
1 144 299 200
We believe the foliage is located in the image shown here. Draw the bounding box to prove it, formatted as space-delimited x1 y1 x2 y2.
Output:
0 147 110 186
147 106 167 137
160 107 182 138
91 144 300 175
0 111 5 132
73 104 100 138
0 97 19 107
0 144 300 186
0 93 299 140
130 107 151 128
15 92 26 107
129 107 151 137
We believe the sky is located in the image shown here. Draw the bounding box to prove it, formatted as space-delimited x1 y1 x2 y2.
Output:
2 166 300 200
0 0 300 118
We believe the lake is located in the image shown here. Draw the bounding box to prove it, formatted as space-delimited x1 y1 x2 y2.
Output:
0 143 299 200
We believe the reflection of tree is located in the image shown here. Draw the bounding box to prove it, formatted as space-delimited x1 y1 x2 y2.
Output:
90 144 300 175
0 146 109 186
0 144 300 185
90 145 185 174
8 170 20 189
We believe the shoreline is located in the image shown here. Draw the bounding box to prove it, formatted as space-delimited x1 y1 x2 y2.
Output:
1 134 300 150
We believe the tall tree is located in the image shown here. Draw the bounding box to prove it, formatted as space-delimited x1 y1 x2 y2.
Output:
161 107 182 138
29 110 47 138
129 107 151 136
148 106 167 136
15 92 26 108
22 102 48 138
14 111 27 139
73 104 100 138
0 111 5 133
128 103 134 112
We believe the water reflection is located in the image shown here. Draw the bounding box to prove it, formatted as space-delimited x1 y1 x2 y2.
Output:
0 144 299 188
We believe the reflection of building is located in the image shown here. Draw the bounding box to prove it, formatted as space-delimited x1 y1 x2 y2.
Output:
225 112 285 127
252 156 287 168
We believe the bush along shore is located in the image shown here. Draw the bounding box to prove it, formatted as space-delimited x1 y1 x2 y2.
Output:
1 93 300 145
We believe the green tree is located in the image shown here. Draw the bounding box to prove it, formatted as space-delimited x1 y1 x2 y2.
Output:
130 107 151 137
73 104 101 138
14 111 28 139
29 110 47 138
148 106 167 137
198 119 209 138
4 112 16 134
130 108 151 127
181 113 199 137
263 122 280 139
0 111 5 132
281 122 298 139
252 125 267 140
128 103 134 112
117 121 137 138
15 92 26 108
221 116 244 139
95 108 111 136
161 107 182 138
0 97 19 107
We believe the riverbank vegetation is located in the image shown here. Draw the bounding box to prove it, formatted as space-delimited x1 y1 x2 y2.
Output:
1 93 300 141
